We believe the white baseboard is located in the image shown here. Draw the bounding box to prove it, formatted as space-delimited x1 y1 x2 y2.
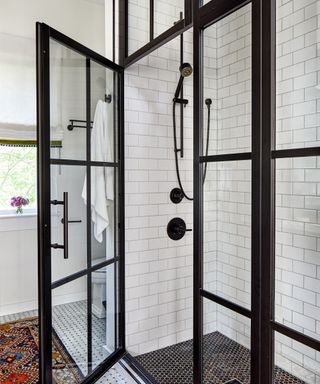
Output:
1 291 87 317
52 291 87 306
0 299 38 316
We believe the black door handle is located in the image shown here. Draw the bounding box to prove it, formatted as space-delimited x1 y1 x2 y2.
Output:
50 192 69 259
63 192 68 259
61 218 82 224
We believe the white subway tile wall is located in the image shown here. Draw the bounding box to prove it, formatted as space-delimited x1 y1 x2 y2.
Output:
128 0 150 53
276 0 320 150
275 0 320 381
154 0 184 38
275 157 320 382
202 0 252 356
125 0 194 355
203 160 251 310
203 5 252 156
275 332 320 382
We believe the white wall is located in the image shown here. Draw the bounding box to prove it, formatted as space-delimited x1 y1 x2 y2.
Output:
0 0 105 54
0 0 106 316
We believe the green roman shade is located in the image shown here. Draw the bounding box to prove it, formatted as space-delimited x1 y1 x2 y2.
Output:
0 123 62 148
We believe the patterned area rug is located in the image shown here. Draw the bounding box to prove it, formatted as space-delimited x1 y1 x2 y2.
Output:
0 317 83 383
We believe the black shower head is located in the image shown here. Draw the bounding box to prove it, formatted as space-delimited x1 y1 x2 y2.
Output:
174 63 193 99
179 63 193 77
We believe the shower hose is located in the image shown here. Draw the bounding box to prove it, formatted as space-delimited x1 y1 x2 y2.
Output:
172 100 211 201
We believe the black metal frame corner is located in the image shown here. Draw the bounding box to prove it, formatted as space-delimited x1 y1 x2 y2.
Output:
119 0 193 68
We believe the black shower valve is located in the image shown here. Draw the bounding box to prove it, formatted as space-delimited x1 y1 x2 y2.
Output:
167 217 192 241
170 188 184 204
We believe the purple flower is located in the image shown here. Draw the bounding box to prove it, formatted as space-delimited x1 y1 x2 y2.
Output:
10 196 29 213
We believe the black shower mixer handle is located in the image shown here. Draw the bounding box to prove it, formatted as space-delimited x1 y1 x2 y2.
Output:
167 217 192 241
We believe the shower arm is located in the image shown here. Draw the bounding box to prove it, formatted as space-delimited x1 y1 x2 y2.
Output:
173 77 189 105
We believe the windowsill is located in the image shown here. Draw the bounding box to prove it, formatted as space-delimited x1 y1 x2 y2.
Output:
0 212 37 218
0 212 37 232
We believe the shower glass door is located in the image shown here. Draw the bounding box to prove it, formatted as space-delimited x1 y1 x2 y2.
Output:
37 23 125 383
194 2 253 383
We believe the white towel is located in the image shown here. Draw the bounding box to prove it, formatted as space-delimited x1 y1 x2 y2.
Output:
82 100 114 242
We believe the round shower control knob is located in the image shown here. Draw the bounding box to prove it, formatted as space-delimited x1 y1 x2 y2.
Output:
170 188 184 204
167 217 191 240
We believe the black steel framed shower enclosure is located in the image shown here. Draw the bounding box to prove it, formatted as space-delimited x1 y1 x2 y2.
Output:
36 22 125 384
34 0 320 382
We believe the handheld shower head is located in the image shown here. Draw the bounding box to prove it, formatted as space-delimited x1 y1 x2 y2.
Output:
179 63 193 77
174 63 193 100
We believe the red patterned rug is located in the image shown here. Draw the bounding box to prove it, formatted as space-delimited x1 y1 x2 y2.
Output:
0 317 83 383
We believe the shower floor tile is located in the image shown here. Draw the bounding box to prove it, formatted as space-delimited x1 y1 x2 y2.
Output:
135 332 304 384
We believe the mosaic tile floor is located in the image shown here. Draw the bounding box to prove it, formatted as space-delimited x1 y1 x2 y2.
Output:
0 301 105 375
0 302 136 384
96 366 138 383
52 300 106 374
136 332 305 384
1 307 306 383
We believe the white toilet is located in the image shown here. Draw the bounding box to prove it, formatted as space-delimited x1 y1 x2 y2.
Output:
92 258 107 318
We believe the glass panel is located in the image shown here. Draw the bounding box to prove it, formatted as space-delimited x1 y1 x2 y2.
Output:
51 165 87 282
91 262 118 369
275 157 320 341
52 275 88 378
203 299 251 383
128 0 150 54
95 361 135 383
274 332 320 383
203 3 252 155
154 0 185 38
50 39 87 161
90 60 116 163
276 0 320 150
90 167 116 265
203 161 251 310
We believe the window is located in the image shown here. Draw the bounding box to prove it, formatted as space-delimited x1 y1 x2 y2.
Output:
0 146 37 214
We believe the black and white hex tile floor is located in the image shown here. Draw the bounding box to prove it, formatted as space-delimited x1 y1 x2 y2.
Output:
136 332 305 384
